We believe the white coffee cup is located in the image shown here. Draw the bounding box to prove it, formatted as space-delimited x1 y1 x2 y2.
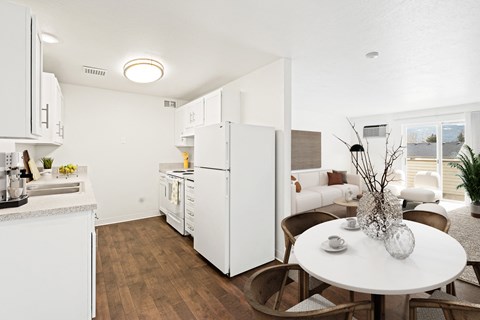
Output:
328 235 345 249
346 217 357 228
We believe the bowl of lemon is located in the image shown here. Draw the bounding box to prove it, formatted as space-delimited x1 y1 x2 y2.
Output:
59 164 78 178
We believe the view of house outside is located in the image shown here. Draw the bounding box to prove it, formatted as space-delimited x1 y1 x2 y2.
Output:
406 123 465 201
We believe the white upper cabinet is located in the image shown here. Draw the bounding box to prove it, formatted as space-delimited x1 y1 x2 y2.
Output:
41 72 64 145
174 105 194 147
172 88 240 145
0 2 42 139
183 98 205 132
204 90 222 126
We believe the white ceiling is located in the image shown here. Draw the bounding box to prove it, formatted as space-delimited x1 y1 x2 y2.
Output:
11 0 480 116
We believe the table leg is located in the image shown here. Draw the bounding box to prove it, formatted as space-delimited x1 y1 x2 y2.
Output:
372 294 385 320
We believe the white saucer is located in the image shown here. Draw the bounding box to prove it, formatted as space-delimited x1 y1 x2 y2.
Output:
341 221 361 230
320 240 348 252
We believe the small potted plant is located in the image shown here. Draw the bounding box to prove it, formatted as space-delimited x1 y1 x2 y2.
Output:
449 145 480 218
40 157 54 172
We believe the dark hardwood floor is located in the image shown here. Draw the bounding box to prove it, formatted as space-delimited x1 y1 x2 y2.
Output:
96 216 480 320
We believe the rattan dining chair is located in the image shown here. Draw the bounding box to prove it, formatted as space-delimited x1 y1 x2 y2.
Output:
281 211 355 303
403 209 451 233
281 211 339 264
403 208 455 294
244 263 373 320
409 289 480 320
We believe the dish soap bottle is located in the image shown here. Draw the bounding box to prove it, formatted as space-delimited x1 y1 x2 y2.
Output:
182 152 189 169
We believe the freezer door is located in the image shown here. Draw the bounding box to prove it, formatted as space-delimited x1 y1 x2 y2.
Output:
193 167 230 274
194 123 229 170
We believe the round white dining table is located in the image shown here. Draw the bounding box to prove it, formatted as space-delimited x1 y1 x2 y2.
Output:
294 219 467 320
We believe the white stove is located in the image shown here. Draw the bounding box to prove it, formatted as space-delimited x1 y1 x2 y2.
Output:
166 169 194 179
163 169 194 236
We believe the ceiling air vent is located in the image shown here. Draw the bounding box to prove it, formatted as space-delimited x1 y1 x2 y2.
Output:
363 124 387 138
83 66 107 76
164 100 176 108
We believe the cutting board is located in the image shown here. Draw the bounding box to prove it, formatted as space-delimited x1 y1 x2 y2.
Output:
22 150 33 182
28 159 41 181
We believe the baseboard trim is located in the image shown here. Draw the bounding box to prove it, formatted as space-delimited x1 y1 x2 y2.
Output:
95 210 163 226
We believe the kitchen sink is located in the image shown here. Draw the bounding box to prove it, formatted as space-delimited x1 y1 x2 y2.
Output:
27 182 84 197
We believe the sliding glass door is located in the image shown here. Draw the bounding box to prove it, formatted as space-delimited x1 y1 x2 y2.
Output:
441 123 465 201
405 122 465 201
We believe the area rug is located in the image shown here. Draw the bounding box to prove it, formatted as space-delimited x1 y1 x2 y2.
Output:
447 206 480 285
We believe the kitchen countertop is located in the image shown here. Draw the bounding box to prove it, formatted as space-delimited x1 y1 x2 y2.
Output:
159 162 193 173
0 174 97 222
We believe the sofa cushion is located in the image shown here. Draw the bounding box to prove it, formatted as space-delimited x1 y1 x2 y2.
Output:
291 175 302 193
319 171 329 186
295 190 323 213
309 186 343 205
327 172 343 185
333 170 348 183
298 172 320 189
331 184 360 197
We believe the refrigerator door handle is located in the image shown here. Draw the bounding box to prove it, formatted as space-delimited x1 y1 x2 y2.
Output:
225 175 229 198
225 141 229 168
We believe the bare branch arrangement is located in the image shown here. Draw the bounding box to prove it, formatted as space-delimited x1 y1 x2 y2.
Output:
335 119 405 193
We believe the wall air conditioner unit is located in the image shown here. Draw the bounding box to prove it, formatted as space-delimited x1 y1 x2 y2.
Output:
363 124 387 138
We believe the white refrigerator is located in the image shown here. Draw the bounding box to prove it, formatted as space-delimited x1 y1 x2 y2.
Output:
194 122 275 277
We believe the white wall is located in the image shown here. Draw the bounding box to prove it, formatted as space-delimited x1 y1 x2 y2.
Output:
36 84 185 225
0 141 15 153
350 102 480 182
224 59 292 260
291 109 352 171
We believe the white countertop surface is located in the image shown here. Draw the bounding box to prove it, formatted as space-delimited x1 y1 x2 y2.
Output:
294 219 467 295
0 174 97 222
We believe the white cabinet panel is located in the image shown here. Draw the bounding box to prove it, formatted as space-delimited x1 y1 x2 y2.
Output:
185 179 195 236
41 72 64 145
0 211 95 320
0 2 42 139
158 172 168 213
172 88 240 144
183 98 204 134
174 106 194 147
204 90 222 126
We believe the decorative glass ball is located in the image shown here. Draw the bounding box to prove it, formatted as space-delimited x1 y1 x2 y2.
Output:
384 221 415 259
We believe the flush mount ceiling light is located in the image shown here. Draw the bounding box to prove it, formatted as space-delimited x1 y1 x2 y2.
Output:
365 51 380 59
123 58 164 83
41 33 59 44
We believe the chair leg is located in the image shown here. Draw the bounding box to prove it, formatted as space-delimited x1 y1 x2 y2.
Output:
446 282 456 296
273 271 290 310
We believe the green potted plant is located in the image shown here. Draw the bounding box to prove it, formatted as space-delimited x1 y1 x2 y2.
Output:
40 157 54 171
449 145 480 218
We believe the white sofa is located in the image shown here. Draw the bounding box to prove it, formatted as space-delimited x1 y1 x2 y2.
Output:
291 169 362 214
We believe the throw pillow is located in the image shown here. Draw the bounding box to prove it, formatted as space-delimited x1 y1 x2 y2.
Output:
291 175 302 193
333 170 348 183
327 172 344 186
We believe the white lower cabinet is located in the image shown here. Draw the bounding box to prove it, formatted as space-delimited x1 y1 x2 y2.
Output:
158 172 168 213
185 179 195 236
0 211 96 320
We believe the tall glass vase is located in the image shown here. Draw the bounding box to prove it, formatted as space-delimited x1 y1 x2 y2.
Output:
356 190 402 240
